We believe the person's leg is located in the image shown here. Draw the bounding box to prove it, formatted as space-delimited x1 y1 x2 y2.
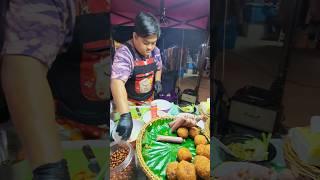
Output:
1 55 69 179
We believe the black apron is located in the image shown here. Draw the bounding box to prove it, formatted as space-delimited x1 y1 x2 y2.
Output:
47 0 111 125
123 42 157 103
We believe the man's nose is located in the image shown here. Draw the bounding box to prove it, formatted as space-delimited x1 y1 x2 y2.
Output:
147 45 153 51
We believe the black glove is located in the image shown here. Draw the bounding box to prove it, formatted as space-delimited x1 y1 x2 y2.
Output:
33 159 70 180
154 81 162 94
116 112 133 140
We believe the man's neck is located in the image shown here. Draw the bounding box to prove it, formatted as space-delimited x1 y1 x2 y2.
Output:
130 39 150 59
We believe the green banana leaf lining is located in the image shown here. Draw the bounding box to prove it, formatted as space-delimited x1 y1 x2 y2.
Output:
141 118 197 180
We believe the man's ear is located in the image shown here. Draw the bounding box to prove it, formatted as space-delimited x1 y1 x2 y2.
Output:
133 32 137 40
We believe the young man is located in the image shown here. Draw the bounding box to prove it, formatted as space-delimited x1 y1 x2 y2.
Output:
111 12 163 140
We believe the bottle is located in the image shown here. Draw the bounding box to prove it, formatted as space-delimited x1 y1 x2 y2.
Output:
150 102 158 119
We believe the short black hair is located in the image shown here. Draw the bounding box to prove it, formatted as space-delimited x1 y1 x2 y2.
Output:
134 12 161 38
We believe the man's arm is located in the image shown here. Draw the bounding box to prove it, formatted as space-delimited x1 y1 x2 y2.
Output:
110 79 129 114
1 55 63 169
110 46 134 140
110 45 133 114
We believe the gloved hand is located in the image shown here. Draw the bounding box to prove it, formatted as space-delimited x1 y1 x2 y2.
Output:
154 81 162 94
32 159 71 180
116 112 133 140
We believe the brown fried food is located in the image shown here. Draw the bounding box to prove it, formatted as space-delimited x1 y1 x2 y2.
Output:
176 160 196 180
194 135 207 146
177 147 192 162
177 127 189 139
193 155 210 180
204 144 210 159
196 144 205 155
166 161 179 180
188 127 200 139
196 144 210 159
193 155 207 164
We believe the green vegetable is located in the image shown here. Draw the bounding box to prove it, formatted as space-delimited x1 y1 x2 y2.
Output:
228 133 272 161
179 104 195 113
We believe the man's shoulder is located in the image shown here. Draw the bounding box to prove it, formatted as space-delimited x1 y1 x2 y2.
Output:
114 44 134 62
116 44 131 55
152 46 161 57
153 46 160 53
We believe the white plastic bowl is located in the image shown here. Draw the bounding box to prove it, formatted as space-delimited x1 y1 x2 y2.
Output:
151 99 173 112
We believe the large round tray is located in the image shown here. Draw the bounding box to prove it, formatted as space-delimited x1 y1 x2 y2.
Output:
136 116 210 180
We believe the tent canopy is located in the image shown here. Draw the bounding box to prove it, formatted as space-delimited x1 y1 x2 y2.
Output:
111 0 210 30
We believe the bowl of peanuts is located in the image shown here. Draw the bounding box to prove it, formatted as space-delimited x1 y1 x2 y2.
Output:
110 141 136 180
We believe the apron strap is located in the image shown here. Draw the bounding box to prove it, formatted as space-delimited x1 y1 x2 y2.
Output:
123 42 136 60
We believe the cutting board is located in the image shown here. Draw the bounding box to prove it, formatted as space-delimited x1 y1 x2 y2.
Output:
11 140 107 180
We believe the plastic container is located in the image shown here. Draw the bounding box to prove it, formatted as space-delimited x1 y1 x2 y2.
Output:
150 102 158 118
110 141 136 180
151 99 173 112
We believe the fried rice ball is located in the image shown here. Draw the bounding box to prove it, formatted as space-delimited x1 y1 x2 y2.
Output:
176 160 196 180
196 144 205 155
193 155 208 164
188 127 200 139
196 144 210 159
177 127 189 139
166 161 179 180
194 135 207 146
177 147 192 162
193 155 210 180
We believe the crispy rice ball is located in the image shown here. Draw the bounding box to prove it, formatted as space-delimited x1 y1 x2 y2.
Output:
177 127 189 139
193 155 210 180
166 161 179 180
194 135 208 146
177 147 192 162
188 127 200 139
176 160 196 180
196 144 210 159
196 144 205 155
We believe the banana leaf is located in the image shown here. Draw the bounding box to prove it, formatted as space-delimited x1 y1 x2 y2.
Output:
141 118 196 180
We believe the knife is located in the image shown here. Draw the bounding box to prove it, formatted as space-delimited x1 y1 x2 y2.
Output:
82 145 101 174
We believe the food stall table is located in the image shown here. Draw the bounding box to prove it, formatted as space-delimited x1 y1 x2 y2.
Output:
110 100 210 179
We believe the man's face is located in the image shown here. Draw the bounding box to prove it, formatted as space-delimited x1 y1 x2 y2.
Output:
133 32 158 57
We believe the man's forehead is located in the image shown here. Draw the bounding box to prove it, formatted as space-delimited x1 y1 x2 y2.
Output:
141 35 158 42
